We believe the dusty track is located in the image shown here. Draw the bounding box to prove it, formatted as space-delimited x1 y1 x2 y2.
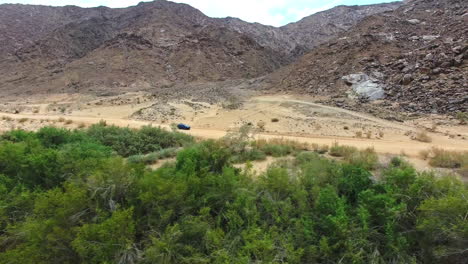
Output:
1 109 466 159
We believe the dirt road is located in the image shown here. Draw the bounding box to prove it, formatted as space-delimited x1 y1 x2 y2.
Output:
1 109 466 159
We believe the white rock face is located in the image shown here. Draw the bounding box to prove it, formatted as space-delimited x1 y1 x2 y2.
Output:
342 73 385 100
407 19 421 24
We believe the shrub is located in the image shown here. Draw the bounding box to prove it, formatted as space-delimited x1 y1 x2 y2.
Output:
329 143 358 157
378 131 385 138
260 144 293 157
311 143 329 154
18 118 29 123
427 148 468 169
413 131 432 143
271 118 279 123
65 119 73 125
86 124 193 157
346 147 379 170
355 131 362 138
257 121 266 131
58 117 66 122
231 148 267 163
455 112 467 125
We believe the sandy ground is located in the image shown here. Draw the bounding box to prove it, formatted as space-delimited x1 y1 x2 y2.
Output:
1 93 467 173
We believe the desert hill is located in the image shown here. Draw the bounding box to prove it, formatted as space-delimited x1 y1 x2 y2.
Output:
0 0 402 96
267 0 467 114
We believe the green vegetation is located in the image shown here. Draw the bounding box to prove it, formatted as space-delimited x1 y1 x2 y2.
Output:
0 126 466 263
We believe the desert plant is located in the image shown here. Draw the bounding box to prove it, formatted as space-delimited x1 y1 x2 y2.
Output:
413 131 432 143
58 117 66 122
427 148 468 169
311 143 329 154
346 147 379 170
65 119 73 125
257 121 266 131
378 131 385 138
18 118 29 123
271 118 279 123
455 112 467 125
329 142 358 157
355 131 363 138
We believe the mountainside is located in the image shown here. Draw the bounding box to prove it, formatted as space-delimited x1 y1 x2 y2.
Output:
0 0 286 96
268 0 467 114
220 2 403 60
0 4 121 57
0 0 402 97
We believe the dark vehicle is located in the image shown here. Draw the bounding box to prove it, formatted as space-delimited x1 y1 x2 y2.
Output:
177 123 191 130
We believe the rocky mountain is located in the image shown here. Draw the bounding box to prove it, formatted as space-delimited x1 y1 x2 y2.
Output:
0 0 403 97
267 0 467 114
222 2 403 60
0 4 121 57
0 0 285 96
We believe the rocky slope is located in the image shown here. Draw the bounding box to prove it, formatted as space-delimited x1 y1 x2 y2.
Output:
267 0 467 115
0 0 403 97
0 4 121 57
220 2 403 60
0 0 284 96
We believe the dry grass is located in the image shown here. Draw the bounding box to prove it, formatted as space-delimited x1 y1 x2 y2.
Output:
18 118 29 123
78 122 86 129
329 142 358 157
419 149 431 160
65 119 73 125
2 116 13 121
413 131 432 143
311 143 329 154
378 131 384 138
423 148 468 169
58 117 66 122
254 138 309 151
355 131 363 138
365 131 372 139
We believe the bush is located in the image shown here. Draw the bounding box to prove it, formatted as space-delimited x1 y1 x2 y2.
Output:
311 143 329 154
427 148 468 169
86 124 193 157
346 147 379 170
271 118 279 123
455 112 467 125
259 144 293 157
413 131 432 143
329 143 358 157
0 126 467 264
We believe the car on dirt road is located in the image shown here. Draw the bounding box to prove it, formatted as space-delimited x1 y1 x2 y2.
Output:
177 123 191 130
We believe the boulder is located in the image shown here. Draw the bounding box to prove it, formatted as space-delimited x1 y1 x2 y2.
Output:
402 74 413 85
342 73 385 100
